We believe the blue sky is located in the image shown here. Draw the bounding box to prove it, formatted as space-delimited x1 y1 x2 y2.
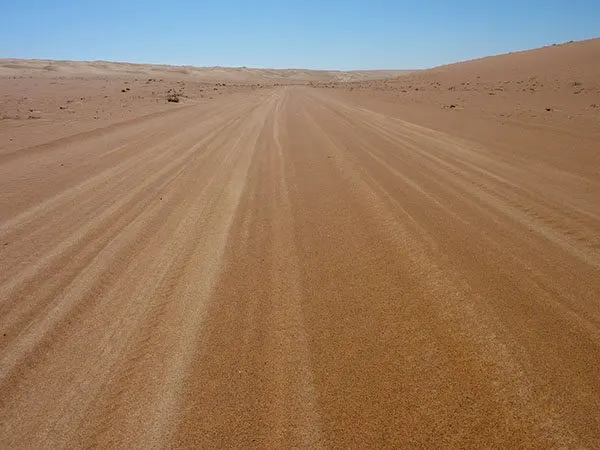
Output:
1 0 599 70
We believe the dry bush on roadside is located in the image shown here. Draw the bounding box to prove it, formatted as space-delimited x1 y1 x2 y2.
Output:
166 89 180 103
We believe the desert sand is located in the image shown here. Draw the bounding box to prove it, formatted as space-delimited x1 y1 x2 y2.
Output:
1 39 600 448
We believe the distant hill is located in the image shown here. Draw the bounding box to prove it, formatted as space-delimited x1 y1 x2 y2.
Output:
0 58 412 84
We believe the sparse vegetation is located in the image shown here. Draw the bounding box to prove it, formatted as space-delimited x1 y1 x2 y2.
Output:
166 89 181 103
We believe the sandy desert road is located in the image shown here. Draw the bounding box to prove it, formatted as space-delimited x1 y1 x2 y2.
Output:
1 86 600 448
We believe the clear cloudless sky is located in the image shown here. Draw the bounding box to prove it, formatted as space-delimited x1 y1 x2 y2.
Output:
1 0 599 70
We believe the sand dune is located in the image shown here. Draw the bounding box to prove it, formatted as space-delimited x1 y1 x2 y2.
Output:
0 58 410 83
344 39 600 126
1 40 600 447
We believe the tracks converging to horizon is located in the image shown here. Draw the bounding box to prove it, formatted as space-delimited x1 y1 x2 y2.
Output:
1 86 600 447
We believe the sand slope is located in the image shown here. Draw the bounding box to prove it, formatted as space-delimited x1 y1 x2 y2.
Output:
344 38 600 126
1 40 600 447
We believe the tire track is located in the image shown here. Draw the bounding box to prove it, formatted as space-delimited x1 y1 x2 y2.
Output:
0 91 271 447
266 89 323 447
2 85 600 448
296 88 600 446
313 93 600 265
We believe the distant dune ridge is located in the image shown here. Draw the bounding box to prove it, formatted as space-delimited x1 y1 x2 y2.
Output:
3 38 598 85
0 58 411 83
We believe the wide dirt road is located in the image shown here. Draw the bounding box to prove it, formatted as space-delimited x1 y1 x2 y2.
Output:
1 87 600 448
